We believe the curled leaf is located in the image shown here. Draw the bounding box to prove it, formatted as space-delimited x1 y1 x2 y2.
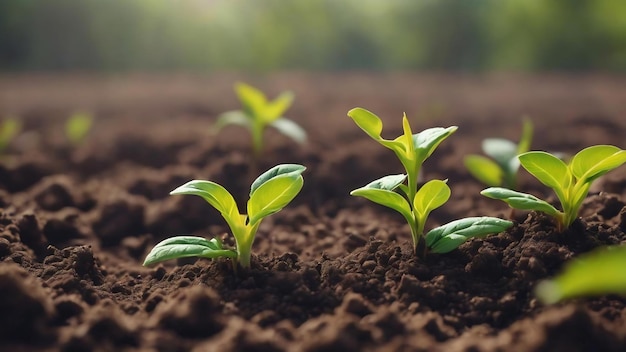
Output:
143 236 236 266
426 216 513 253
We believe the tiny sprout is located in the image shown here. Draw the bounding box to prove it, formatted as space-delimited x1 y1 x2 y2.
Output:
482 145 626 230
65 111 93 145
0 117 22 152
214 82 306 157
348 108 512 257
465 119 532 189
535 245 626 304
144 164 305 269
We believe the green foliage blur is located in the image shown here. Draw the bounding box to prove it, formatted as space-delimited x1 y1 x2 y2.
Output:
1 0 625 72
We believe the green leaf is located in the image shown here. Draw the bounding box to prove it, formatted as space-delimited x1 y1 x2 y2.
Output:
413 126 458 163
143 236 236 266
65 112 93 145
413 179 450 220
426 217 513 253
213 111 252 132
248 172 304 225
250 164 306 196
464 155 503 187
570 145 626 184
517 118 533 154
347 107 405 154
519 151 571 192
347 107 384 141
263 91 294 122
427 234 468 254
350 174 413 224
482 138 518 170
481 187 561 217
535 245 626 304
170 180 240 230
270 118 307 144
359 174 407 191
235 82 267 118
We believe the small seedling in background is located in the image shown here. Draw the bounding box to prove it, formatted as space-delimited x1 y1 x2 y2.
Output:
214 82 306 158
0 117 22 153
482 145 626 231
143 164 305 269
535 245 626 304
348 108 512 257
65 111 93 145
465 119 533 189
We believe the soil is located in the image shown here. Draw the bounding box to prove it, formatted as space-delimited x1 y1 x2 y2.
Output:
1 72 626 351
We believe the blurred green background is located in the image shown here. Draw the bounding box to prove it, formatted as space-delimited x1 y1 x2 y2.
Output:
1 0 625 72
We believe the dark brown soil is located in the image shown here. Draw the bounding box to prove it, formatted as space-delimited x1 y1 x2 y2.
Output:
1 73 626 351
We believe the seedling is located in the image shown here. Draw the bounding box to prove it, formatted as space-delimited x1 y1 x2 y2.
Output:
214 82 306 157
465 119 533 189
535 245 626 304
482 145 626 231
0 117 22 152
348 108 512 257
143 164 305 269
65 111 93 145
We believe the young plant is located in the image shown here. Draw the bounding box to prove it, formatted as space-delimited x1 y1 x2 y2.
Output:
348 108 513 257
214 82 306 157
482 145 626 231
464 119 533 189
143 164 305 269
65 111 93 145
535 245 626 304
0 117 22 153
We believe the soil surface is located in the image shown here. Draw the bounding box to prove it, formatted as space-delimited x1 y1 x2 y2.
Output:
1 73 626 351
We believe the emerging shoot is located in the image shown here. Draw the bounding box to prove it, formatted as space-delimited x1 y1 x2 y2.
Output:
482 145 626 230
348 108 512 257
143 164 305 269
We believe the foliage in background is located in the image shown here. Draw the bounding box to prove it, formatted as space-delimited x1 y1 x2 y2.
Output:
214 82 306 158
465 119 533 189
0 118 21 152
1 0 625 72
65 111 93 146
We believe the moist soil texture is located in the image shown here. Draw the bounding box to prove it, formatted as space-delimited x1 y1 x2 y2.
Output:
1 73 626 352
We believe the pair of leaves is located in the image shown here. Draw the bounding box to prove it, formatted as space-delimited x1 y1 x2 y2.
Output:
351 175 512 253
143 237 236 266
171 164 306 229
347 107 457 168
521 145 626 195
465 119 533 187
235 82 294 123
482 145 626 227
350 175 450 231
425 217 513 253
535 245 626 304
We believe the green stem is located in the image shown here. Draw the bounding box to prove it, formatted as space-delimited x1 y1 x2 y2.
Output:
235 222 260 269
